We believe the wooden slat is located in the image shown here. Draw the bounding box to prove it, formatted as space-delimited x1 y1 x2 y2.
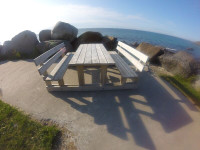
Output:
69 44 84 64
54 53 73 81
46 52 73 81
118 41 148 63
113 52 136 77
38 48 66 75
99 44 115 64
117 46 145 72
91 44 99 64
76 44 88 64
34 43 65 66
110 51 138 78
96 44 107 64
84 44 92 64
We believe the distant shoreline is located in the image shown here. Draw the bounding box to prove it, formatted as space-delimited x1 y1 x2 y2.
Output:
194 41 200 46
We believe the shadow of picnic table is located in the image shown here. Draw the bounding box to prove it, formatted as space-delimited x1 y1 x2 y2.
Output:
51 71 194 150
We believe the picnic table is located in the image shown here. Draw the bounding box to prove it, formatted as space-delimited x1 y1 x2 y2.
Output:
34 41 148 91
69 43 115 85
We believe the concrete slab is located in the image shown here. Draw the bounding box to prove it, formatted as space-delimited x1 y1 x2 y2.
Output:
0 60 200 150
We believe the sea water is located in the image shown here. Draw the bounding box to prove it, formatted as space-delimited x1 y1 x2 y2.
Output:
78 28 200 58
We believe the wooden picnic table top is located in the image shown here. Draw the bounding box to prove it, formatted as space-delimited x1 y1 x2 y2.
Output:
69 43 115 66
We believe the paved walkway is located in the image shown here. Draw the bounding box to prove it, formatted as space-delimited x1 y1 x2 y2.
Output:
0 60 200 150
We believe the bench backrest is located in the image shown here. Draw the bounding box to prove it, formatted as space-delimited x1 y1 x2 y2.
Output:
116 41 148 72
34 42 66 76
34 43 65 66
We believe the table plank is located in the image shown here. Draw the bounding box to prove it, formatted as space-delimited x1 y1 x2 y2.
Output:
69 44 84 64
84 44 92 64
99 44 115 64
77 44 88 64
91 44 99 64
96 44 107 64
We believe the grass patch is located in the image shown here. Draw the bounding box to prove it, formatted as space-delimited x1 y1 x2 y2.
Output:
160 75 200 105
0 100 59 150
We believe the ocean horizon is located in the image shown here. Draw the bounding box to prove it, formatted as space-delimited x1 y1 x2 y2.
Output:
79 28 200 58
1 28 200 58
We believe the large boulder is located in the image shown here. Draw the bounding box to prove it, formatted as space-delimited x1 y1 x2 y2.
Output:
72 31 103 50
102 36 117 51
136 42 164 63
51 21 78 42
159 51 199 77
0 45 3 60
1 30 39 59
39 30 51 42
36 40 73 54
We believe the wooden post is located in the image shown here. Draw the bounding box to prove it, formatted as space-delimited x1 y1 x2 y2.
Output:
77 66 84 86
62 53 65 57
121 77 127 85
45 81 51 86
58 79 64 86
101 65 107 85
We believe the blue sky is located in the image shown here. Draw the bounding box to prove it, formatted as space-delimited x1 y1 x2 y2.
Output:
0 0 199 43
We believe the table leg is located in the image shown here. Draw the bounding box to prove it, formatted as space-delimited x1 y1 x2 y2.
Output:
58 79 64 86
77 66 84 86
101 66 107 85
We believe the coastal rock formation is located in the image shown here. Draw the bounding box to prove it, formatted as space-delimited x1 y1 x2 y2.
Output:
39 30 51 42
36 40 73 54
1 30 38 59
130 42 139 48
159 51 198 77
163 48 177 54
136 42 164 63
102 36 117 50
194 41 200 46
72 31 103 50
186 47 193 51
51 21 78 42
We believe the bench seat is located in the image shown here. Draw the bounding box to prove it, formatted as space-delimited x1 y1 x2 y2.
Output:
110 51 138 84
45 52 74 81
34 42 73 86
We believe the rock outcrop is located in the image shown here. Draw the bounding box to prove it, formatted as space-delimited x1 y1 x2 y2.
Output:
130 42 139 48
1 30 38 59
194 41 200 46
159 51 198 77
102 36 117 51
51 21 78 42
72 31 103 50
39 30 51 42
136 42 164 63
36 40 73 54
